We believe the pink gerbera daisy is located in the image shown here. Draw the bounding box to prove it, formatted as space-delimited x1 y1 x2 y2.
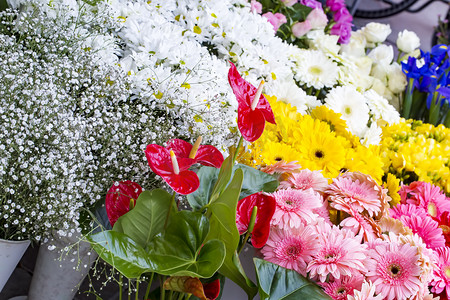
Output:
307 226 367 282
390 203 428 220
320 275 364 300
400 181 450 219
279 169 328 193
271 188 323 229
340 207 378 243
365 240 422 300
326 172 381 217
430 246 450 298
400 214 445 249
261 225 319 276
347 281 384 300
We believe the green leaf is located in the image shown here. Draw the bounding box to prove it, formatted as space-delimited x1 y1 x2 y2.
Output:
206 169 257 299
113 189 172 248
88 230 151 279
290 3 313 20
237 164 279 198
210 155 234 204
146 211 226 278
254 258 332 300
187 163 278 210
187 166 220 210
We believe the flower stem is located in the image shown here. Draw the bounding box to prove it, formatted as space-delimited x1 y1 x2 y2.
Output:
119 274 123 300
429 92 440 125
135 279 140 300
144 273 154 300
402 77 415 119
160 275 166 300
164 192 177 229
232 135 244 163
128 278 131 300
177 292 185 300
237 231 251 254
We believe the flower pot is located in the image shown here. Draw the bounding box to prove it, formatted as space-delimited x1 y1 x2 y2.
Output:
27 233 97 300
0 238 30 292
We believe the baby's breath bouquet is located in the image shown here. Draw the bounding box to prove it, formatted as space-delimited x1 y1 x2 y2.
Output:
0 8 180 242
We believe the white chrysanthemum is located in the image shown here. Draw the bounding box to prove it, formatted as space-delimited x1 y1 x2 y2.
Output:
293 49 339 89
325 86 370 137
364 89 400 124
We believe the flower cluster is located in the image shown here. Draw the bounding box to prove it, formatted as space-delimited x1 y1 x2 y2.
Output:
254 164 450 299
379 119 450 194
0 8 181 241
401 44 450 126
239 96 385 181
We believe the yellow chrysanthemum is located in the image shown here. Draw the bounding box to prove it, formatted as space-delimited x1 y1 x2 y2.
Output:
310 105 348 135
296 130 346 178
266 95 298 121
385 173 401 206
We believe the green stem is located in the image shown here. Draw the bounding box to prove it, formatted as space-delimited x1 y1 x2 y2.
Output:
177 292 185 300
144 273 155 300
402 77 415 119
429 92 441 125
396 50 404 63
444 109 450 127
119 274 123 300
185 295 192 300
160 276 166 300
135 279 140 300
232 135 244 163
164 192 177 229
237 231 251 254
169 290 174 299
128 278 131 300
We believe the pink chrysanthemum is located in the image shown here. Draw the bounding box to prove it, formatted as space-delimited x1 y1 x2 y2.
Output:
307 226 367 282
390 203 428 220
365 240 422 300
347 281 384 300
400 214 446 249
430 246 450 298
320 275 363 300
327 172 381 217
271 188 322 229
279 169 328 193
261 225 319 276
400 181 450 219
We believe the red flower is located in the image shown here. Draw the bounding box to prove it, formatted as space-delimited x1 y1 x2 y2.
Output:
228 62 276 142
166 137 224 168
203 279 220 300
105 181 143 226
439 211 450 247
236 192 276 248
145 144 199 195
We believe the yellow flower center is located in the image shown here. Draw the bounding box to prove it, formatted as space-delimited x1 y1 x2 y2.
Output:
309 66 322 76
445 266 450 279
427 203 437 218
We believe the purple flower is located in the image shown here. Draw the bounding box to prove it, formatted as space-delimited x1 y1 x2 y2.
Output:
330 21 352 44
326 0 346 12
333 7 353 23
300 0 322 9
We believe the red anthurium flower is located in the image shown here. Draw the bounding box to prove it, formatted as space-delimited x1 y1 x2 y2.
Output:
236 192 276 248
145 144 199 195
228 62 276 142
203 279 221 300
105 180 143 226
166 137 224 168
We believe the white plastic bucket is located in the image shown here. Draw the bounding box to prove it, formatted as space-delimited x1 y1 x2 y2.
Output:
0 238 30 292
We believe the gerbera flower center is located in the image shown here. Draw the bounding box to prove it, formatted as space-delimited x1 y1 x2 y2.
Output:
315 150 324 159
427 203 437 218
389 264 402 278
440 224 450 235
275 238 304 261
445 266 450 279
309 65 323 76
336 287 346 294
275 156 283 161
344 106 352 115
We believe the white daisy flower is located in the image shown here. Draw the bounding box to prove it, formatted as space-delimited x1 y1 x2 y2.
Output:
364 89 400 124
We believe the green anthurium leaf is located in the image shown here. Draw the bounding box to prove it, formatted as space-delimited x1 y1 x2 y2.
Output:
112 189 173 248
254 258 332 300
237 164 279 198
188 163 278 211
210 155 234 204
187 166 220 210
88 230 151 279
146 211 225 278
206 169 257 299
290 3 313 20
